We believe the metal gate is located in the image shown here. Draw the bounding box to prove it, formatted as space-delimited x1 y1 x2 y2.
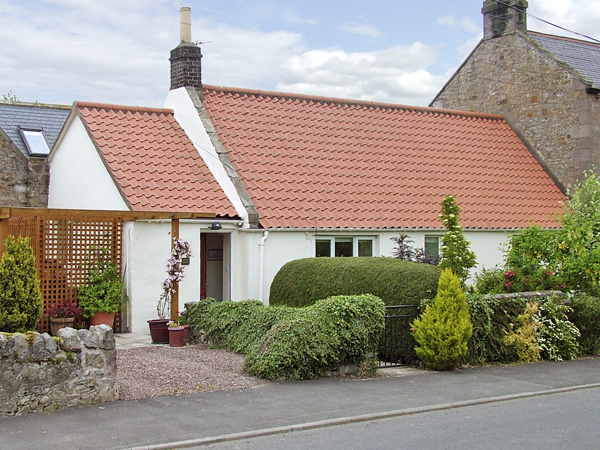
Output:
378 305 419 367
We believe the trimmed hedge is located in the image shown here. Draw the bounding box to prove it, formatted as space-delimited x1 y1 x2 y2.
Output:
244 294 385 380
269 257 441 308
185 294 386 380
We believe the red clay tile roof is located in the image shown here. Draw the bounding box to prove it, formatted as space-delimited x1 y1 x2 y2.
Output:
201 86 566 230
75 102 236 216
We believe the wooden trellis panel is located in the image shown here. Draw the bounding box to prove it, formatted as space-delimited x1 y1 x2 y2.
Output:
6 214 123 334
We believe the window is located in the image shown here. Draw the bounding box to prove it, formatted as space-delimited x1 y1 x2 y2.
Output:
424 235 442 258
315 237 375 257
19 127 51 156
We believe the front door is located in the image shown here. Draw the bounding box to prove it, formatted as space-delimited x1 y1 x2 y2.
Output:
200 233 228 300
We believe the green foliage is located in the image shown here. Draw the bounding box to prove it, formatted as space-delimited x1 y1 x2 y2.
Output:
390 233 439 265
504 302 541 363
269 257 441 308
567 295 600 355
438 195 476 282
0 236 43 332
244 295 385 380
187 295 385 380
504 225 560 270
1 91 18 102
557 172 600 296
470 294 533 364
411 269 473 370
186 299 264 348
77 261 124 318
535 298 579 361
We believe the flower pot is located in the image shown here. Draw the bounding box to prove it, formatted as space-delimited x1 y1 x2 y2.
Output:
90 311 116 328
49 317 75 336
169 326 186 347
148 319 170 344
182 324 190 344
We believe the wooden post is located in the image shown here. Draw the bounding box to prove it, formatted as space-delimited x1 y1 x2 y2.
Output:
171 218 180 321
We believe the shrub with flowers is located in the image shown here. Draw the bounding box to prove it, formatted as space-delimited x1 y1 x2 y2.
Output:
157 238 192 319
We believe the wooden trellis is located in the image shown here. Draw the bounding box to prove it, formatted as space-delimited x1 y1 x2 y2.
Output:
1 209 124 334
0 208 216 334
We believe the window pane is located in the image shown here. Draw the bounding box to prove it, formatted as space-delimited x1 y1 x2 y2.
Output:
316 239 331 257
335 238 353 257
425 236 440 257
20 129 50 156
358 239 373 257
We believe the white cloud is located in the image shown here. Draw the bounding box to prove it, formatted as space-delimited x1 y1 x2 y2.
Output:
276 43 446 106
437 14 479 34
529 0 600 40
341 23 383 39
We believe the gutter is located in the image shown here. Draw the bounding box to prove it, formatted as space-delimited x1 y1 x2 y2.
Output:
258 230 270 304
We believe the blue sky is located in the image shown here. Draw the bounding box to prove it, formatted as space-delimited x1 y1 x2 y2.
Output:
1 0 599 107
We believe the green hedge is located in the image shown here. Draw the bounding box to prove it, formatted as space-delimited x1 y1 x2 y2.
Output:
186 294 386 380
568 295 600 355
269 257 441 308
244 294 385 380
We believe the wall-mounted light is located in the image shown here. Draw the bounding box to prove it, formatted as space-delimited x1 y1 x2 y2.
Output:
209 221 222 230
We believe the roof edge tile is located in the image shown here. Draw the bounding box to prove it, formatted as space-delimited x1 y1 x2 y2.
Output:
202 84 507 120
75 101 174 115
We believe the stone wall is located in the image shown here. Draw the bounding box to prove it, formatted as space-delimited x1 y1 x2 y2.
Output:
0 325 118 415
432 33 600 192
0 129 49 207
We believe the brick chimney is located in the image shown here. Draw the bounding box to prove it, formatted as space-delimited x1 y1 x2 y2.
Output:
482 0 528 39
170 7 202 90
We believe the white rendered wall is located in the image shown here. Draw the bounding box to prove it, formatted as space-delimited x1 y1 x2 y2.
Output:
125 221 204 334
48 115 128 210
164 88 249 225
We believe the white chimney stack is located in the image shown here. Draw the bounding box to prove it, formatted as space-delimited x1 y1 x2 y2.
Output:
180 7 192 43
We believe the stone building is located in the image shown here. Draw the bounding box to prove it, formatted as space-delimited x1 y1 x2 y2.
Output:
431 0 600 191
0 102 70 207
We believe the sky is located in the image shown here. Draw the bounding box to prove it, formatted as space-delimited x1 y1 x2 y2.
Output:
1 0 599 108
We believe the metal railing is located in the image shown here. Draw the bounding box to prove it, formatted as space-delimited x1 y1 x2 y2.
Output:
378 305 419 367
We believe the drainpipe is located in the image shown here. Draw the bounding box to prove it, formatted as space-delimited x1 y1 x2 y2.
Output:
258 230 270 304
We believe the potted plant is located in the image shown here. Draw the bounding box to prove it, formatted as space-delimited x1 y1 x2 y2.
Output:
167 320 186 347
78 260 125 328
46 298 83 336
150 239 192 344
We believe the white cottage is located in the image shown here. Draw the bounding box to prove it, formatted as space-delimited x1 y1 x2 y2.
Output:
48 10 566 334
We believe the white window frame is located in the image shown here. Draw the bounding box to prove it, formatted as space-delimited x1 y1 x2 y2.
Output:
424 235 443 258
315 236 375 257
19 127 51 156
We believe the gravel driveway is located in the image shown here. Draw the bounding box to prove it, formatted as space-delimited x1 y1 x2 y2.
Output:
117 344 263 400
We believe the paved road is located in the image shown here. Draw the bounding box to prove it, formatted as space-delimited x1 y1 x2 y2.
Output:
1 358 599 450
199 386 600 449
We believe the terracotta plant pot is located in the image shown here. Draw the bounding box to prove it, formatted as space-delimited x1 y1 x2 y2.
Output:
90 311 116 328
182 324 190 344
49 317 75 336
169 326 186 347
148 319 170 344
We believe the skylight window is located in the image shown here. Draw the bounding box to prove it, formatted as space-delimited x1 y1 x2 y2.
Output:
19 127 51 156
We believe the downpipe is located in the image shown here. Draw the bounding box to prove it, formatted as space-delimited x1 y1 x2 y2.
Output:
258 230 270 304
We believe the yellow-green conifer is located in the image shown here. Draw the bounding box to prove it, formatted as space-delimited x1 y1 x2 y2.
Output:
411 268 473 370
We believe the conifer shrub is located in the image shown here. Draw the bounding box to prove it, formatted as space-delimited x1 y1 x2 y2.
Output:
0 236 43 332
269 257 441 308
411 268 473 370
